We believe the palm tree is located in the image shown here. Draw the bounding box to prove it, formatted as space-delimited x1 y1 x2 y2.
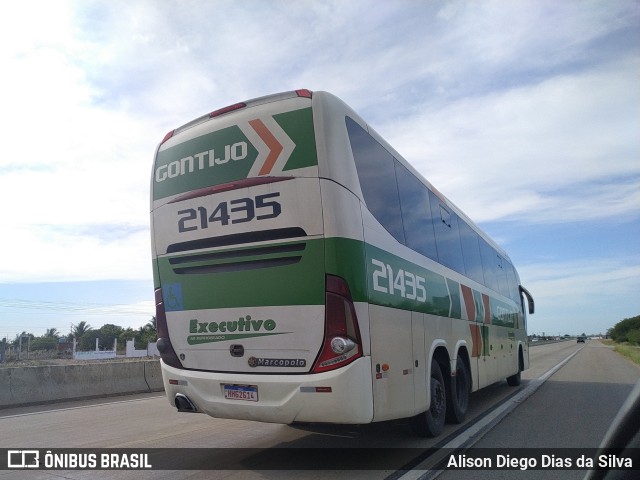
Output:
143 317 157 342
146 317 157 333
45 328 60 339
71 321 92 340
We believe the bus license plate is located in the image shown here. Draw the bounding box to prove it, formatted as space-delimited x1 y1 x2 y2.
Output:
223 384 258 402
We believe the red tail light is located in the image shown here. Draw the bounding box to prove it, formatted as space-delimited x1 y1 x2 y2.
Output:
160 129 175 146
209 102 247 118
155 288 184 369
295 89 313 98
312 275 363 373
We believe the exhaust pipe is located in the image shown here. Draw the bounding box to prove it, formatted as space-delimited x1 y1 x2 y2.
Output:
175 393 198 413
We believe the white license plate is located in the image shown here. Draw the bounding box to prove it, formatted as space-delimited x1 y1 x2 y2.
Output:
223 384 258 402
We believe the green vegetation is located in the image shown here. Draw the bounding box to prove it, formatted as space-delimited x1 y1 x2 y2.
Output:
1 318 157 356
608 315 640 344
607 314 640 366
613 344 640 366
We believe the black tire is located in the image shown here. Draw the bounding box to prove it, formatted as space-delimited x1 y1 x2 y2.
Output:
506 370 521 386
506 351 523 386
410 360 447 437
446 357 470 424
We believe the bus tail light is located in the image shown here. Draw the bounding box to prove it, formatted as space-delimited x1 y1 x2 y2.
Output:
312 275 363 373
155 288 184 369
209 102 247 118
159 129 175 146
295 89 313 98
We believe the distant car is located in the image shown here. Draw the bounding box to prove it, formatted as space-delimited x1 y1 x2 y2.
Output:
577 336 586 343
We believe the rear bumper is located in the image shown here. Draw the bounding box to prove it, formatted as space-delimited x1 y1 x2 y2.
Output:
161 356 374 424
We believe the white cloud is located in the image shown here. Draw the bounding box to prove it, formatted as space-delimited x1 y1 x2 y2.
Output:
0 0 638 292
0 225 151 283
519 257 640 335
382 57 640 223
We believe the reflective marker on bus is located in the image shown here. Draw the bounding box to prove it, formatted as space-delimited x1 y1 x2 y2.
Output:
150 89 534 436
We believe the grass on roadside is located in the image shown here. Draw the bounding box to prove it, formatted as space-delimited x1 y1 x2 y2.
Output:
612 343 640 366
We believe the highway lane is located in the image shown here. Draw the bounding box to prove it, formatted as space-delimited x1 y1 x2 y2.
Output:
436 339 640 480
1 341 635 479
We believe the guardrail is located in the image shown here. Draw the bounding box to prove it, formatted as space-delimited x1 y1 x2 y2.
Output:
0 359 164 408
529 339 573 346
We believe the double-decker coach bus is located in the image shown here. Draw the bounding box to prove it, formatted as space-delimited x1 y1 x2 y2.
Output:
150 89 535 437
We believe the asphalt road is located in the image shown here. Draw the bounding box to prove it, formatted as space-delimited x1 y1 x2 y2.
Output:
436 340 640 480
1 340 637 479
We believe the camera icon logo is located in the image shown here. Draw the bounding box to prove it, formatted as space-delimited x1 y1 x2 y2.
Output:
7 450 40 468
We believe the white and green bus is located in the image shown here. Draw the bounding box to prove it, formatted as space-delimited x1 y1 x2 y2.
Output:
151 89 535 437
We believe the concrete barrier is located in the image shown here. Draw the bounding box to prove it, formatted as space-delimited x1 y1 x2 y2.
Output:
143 359 164 391
0 359 165 408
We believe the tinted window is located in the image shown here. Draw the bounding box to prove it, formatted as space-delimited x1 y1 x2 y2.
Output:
395 160 438 260
459 221 484 284
505 261 520 303
496 254 510 298
347 117 517 299
429 190 465 273
347 117 405 243
480 239 499 292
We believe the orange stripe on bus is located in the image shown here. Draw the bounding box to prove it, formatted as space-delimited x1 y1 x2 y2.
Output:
469 324 482 358
249 119 283 176
461 284 475 321
482 294 491 324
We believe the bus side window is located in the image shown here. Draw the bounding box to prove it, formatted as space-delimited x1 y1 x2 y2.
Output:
505 261 520 304
480 239 499 292
347 117 405 243
395 160 438 261
429 190 465 274
459 221 484 285
496 255 511 298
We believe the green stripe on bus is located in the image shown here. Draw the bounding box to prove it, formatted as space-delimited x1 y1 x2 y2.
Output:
156 236 519 324
152 108 317 201
276 108 318 172
153 125 258 200
156 238 325 309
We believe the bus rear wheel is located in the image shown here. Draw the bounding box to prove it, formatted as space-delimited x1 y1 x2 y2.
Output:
506 349 523 386
446 357 470 424
410 360 446 437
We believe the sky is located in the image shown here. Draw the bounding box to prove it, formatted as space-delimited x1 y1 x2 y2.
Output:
0 0 638 342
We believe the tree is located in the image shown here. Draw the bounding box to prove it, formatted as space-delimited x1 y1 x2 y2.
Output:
609 315 640 343
46 328 58 339
71 321 92 341
30 327 63 351
627 330 640 346
147 316 157 333
91 324 124 351
13 331 33 347
78 329 100 351
118 328 137 352
142 316 158 344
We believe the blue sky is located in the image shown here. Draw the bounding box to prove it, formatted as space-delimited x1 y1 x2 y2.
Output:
0 0 638 341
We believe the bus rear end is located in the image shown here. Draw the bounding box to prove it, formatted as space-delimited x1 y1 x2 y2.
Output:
150 90 372 424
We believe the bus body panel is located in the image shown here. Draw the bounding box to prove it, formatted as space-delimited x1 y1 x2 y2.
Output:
360 194 526 409
152 177 324 255
411 311 428 416
369 303 415 421
154 179 326 374
161 356 374 424
151 89 532 429
161 306 324 372
152 96 317 206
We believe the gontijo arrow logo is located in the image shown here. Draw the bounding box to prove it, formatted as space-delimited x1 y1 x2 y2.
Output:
152 108 315 201
241 117 296 177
